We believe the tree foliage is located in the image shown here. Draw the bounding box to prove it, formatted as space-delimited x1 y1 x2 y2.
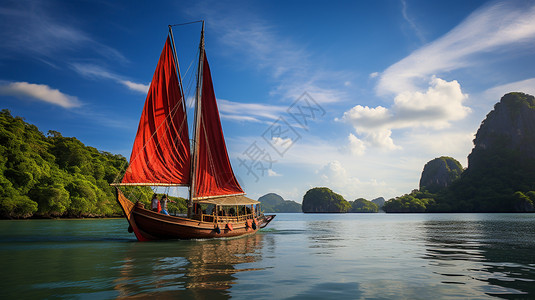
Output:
419 156 463 193
0 109 131 218
349 198 379 213
383 190 438 213
302 187 351 213
258 193 301 213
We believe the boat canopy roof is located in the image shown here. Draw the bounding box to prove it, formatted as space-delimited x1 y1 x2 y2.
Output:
195 194 260 206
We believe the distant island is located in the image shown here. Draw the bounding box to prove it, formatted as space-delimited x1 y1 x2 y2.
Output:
257 191 384 213
258 193 301 213
384 92 535 213
301 187 380 213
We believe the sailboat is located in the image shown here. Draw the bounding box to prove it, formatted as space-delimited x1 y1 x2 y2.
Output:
111 22 275 241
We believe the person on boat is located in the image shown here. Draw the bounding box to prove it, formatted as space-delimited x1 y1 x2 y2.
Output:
160 195 174 215
151 194 159 212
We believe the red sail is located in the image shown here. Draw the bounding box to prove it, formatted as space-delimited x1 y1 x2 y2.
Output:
194 52 244 198
122 37 190 185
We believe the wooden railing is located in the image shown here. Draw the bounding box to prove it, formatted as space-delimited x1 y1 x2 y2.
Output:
195 213 257 223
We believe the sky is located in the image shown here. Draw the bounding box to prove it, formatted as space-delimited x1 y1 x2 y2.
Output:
2 0 535 203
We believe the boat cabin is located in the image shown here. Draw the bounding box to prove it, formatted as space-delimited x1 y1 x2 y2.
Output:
193 195 261 225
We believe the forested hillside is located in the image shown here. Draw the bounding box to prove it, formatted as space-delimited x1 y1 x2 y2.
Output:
258 193 301 213
0 109 131 218
384 93 535 213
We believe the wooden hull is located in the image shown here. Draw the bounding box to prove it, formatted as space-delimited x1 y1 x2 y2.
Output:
116 189 274 241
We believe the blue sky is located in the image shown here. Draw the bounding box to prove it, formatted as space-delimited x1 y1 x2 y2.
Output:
2 0 535 202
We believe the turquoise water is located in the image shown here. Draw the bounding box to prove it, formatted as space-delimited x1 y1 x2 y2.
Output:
1 213 534 299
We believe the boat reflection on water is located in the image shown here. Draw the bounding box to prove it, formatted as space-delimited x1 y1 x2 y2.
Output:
114 233 266 298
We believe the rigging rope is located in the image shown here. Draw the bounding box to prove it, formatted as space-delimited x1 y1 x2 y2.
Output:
169 20 204 27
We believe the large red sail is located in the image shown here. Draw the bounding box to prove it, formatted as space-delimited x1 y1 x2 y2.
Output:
194 52 244 198
122 37 190 185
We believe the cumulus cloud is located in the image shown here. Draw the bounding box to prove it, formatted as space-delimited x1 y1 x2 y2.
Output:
392 77 470 128
0 81 81 108
346 133 366 156
342 77 469 151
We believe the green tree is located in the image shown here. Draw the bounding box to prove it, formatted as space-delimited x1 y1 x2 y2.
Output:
302 187 351 213
349 198 379 213
0 109 129 218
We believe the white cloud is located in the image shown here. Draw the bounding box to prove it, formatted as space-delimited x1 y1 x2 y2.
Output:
369 72 379 79
346 133 366 156
267 169 281 177
400 0 426 44
120 80 150 93
271 137 294 148
378 1 535 96
365 129 400 150
71 63 148 94
483 78 535 102
220 113 264 123
218 99 286 123
401 130 473 167
392 77 470 129
316 161 387 200
342 77 469 150
0 81 81 108
341 105 391 130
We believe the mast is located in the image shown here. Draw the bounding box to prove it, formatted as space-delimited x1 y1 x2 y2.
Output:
188 20 205 217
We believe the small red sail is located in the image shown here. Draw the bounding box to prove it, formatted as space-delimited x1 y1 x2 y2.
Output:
194 52 244 198
122 37 190 185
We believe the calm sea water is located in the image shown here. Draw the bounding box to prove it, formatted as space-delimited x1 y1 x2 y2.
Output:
1 213 534 299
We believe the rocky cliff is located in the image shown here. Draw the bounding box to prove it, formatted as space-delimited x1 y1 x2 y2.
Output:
371 197 385 208
419 156 463 193
302 187 351 213
449 92 535 211
469 92 535 168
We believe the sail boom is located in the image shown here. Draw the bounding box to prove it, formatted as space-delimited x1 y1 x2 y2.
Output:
111 183 189 187
192 192 246 201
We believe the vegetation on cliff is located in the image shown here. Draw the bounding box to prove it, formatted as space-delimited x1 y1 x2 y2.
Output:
385 93 535 213
349 198 379 213
0 109 173 218
419 156 463 193
446 93 535 212
302 187 351 213
258 193 301 213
